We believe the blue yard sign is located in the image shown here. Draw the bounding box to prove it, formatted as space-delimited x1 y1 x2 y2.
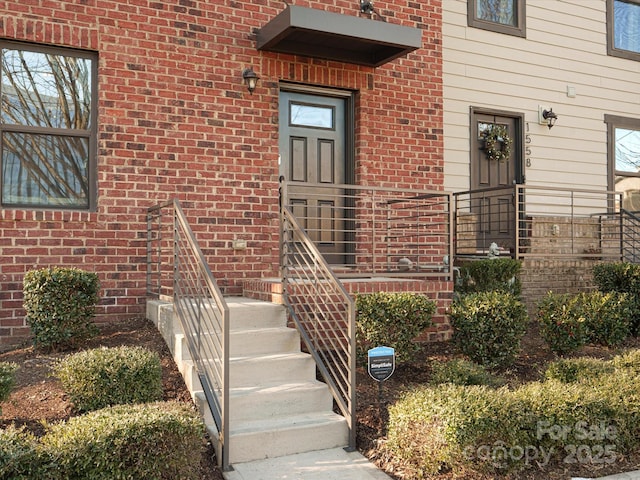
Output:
368 346 395 382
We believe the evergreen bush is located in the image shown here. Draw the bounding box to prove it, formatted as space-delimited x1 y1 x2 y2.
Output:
537 291 632 354
450 291 528 368
456 258 522 296
355 292 435 363
0 362 18 405
23 267 100 351
0 426 43 480
386 351 640 476
53 346 163 412
429 358 504 387
40 402 204 480
593 262 640 335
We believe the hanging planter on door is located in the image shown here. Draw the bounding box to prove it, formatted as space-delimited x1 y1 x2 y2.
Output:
482 124 513 162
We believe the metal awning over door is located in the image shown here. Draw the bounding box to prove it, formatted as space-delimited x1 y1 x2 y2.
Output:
256 5 422 67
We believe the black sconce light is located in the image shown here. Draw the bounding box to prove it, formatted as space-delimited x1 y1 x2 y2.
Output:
242 67 260 94
360 0 374 14
541 108 558 130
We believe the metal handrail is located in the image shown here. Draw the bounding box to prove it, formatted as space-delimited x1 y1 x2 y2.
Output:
280 205 357 450
146 200 230 471
621 209 640 263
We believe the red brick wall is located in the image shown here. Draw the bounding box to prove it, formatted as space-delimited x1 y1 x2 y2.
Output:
0 0 443 345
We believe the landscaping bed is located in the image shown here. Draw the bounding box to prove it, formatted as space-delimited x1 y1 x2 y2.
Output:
0 317 224 480
5 315 640 479
357 321 640 479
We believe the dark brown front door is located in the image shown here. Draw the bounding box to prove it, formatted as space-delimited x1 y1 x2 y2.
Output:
470 111 521 253
279 90 348 264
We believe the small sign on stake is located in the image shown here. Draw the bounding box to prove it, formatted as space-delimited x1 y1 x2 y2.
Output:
368 346 395 382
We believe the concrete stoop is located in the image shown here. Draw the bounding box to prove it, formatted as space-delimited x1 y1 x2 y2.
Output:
146 297 349 466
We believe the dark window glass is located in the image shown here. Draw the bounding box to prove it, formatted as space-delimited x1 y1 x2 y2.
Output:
468 0 525 37
606 116 640 212
477 0 516 26
0 43 96 209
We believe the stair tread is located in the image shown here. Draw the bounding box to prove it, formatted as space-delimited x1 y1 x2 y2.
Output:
230 351 310 362
229 326 296 334
231 411 346 435
230 380 328 396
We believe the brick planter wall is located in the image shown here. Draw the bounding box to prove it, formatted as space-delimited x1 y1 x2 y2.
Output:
520 259 599 316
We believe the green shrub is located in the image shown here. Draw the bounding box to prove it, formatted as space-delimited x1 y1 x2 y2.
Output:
385 384 527 476
537 293 588 355
53 346 163 412
544 357 614 383
0 362 18 403
355 292 436 364
23 267 100 351
581 291 632 346
456 258 522 296
537 291 632 354
40 401 204 480
450 291 528 368
593 262 640 335
612 349 640 374
593 262 640 294
0 426 43 480
386 350 640 476
430 358 504 387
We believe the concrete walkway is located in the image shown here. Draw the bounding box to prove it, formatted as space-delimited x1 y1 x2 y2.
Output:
223 447 391 480
574 472 640 480
222 450 640 480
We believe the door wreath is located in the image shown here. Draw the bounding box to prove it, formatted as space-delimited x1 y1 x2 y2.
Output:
482 124 512 162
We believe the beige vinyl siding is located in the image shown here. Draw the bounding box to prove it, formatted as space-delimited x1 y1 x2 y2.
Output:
444 0 640 192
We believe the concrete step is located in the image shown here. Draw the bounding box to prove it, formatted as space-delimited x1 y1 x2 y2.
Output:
229 381 333 423
229 412 349 464
229 327 300 356
178 326 300 360
226 297 287 330
229 352 316 388
147 296 351 466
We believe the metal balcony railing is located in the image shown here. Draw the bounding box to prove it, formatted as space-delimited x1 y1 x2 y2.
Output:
279 181 455 450
622 209 640 263
454 185 628 262
280 181 454 281
147 200 230 471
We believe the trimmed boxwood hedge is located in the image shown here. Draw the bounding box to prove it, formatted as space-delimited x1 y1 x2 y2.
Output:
53 346 163 412
23 267 100 351
356 292 436 364
450 291 528 368
39 402 204 480
385 350 640 477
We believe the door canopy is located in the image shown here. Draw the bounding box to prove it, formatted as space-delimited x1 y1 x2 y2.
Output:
257 5 422 67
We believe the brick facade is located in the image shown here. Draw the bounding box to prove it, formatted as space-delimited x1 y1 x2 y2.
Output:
0 0 443 346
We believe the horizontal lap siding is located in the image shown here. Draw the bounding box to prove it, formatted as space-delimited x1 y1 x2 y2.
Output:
443 0 640 193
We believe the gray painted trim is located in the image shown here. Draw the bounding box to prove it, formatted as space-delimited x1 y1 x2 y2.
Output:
257 5 422 67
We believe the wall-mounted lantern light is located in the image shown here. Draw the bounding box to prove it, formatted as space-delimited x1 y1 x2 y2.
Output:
538 105 558 129
360 0 374 14
242 67 260 94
